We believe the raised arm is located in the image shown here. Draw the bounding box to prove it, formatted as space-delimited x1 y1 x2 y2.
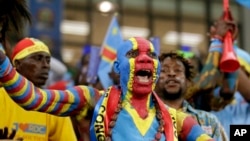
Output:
0 54 101 117
185 19 239 111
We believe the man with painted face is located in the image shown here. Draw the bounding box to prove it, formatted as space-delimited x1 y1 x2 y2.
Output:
155 52 228 141
0 37 214 141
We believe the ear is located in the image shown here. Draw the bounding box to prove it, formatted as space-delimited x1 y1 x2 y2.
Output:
14 60 21 69
113 60 120 74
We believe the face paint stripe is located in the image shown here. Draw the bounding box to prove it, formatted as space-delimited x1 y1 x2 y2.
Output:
129 38 138 50
152 59 159 90
149 42 155 52
126 58 135 99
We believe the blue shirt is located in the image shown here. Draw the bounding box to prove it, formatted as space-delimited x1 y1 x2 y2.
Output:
211 91 250 137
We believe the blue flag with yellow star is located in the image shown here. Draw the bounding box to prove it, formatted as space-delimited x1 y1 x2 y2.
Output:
97 14 123 89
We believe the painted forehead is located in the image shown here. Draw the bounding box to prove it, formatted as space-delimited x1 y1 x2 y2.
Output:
129 37 154 52
117 37 155 57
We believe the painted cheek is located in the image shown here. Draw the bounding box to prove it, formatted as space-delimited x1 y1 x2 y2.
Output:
127 59 136 90
120 58 134 91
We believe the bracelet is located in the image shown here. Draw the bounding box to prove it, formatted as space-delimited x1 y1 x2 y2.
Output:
209 39 223 53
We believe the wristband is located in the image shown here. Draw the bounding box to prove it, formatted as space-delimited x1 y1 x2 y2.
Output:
209 39 223 53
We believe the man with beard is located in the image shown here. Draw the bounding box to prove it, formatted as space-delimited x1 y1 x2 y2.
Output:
0 37 214 141
155 52 228 141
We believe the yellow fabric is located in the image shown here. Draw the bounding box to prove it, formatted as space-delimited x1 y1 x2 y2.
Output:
168 107 178 141
238 57 250 76
196 134 213 141
0 88 77 141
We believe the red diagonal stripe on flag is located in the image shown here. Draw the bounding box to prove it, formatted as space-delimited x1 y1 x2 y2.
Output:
101 45 116 62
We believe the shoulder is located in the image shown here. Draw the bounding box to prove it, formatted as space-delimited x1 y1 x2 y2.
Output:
194 109 219 121
167 106 192 121
185 101 220 123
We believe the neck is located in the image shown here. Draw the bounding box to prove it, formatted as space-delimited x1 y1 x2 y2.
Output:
129 93 151 119
162 97 184 110
35 84 43 88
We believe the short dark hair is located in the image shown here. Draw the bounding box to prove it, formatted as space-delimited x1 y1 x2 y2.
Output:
159 51 195 81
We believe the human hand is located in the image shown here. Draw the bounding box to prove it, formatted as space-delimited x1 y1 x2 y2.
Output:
0 127 23 141
0 127 16 140
209 19 238 41
209 9 238 41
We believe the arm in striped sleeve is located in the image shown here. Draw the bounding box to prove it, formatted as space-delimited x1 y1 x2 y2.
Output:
177 111 215 141
0 56 101 116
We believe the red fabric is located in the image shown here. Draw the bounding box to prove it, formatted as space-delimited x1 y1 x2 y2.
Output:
153 92 175 141
47 80 68 90
105 86 121 135
11 38 35 60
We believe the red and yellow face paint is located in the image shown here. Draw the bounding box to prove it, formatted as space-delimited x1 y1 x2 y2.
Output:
124 37 160 97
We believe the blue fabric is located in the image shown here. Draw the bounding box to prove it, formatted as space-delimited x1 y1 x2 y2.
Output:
211 91 250 137
187 124 206 141
225 71 238 91
0 57 11 76
112 109 166 141
235 46 250 64
97 15 123 89
90 94 105 141
87 46 101 84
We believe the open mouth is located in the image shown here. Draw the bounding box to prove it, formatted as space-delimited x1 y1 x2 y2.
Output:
166 79 179 87
135 69 153 83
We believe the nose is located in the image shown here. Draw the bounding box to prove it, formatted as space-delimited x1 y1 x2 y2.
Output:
137 53 152 63
42 59 50 68
167 69 176 77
